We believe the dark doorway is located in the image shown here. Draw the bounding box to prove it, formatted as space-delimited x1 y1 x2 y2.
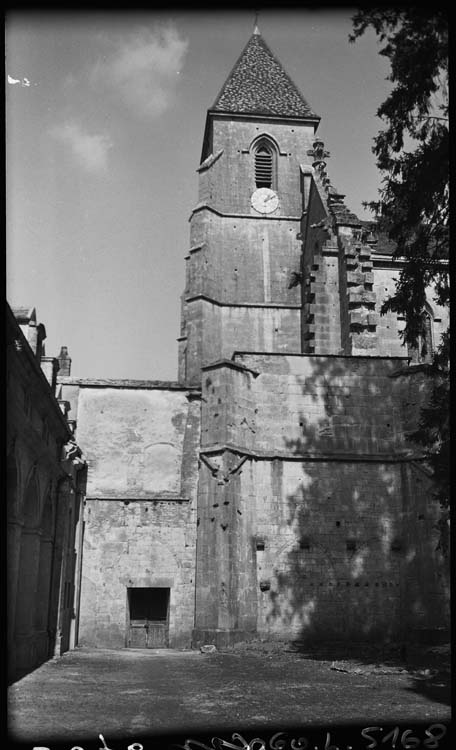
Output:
127 587 170 648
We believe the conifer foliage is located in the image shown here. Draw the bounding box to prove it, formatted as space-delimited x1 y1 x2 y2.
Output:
350 10 449 517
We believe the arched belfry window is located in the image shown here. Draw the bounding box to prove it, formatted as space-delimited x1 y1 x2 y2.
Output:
253 138 277 189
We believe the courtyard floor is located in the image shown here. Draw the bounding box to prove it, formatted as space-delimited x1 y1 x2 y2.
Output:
8 642 452 750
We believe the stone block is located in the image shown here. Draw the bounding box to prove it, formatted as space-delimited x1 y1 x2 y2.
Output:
346 271 366 286
347 290 377 305
349 311 367 327
367 313 379 326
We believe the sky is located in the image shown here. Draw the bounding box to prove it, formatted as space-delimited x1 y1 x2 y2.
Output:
6 9 392 381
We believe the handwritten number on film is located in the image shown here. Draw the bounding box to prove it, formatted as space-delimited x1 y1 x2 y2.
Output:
361 724 447 748
32 724 449 750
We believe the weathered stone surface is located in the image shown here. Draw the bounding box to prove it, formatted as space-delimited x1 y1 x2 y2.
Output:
74 387 196 499
347 289 376 306
78 497 198 649
31 29 450 660
190 351 449 642
59 383 201 649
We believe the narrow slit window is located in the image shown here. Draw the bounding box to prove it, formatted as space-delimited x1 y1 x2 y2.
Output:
408 310 434 364
423 313 433 360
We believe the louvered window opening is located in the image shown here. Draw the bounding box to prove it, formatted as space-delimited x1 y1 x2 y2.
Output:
255 146 273 188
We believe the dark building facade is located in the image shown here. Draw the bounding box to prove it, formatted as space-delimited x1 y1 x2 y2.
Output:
7 304 86 682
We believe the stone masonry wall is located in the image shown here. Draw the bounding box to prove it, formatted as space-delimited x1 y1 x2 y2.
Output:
336 230 379 355
300 182 342 355
302 240 341 355
179 117 317 384
67 385 200 648
181 204 303 382
181 299 301 385
246 459 404 641
193 453 258 648
241 458 446 641
202 353 411 458
209 117 316 217
75 387 198 500
196 353 448 642
79 498 196 648
186 213 302 306
373 265 449 358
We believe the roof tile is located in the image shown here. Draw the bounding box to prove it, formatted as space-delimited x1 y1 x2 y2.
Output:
212 33 319 120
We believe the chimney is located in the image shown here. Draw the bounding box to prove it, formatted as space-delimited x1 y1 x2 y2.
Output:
58 346 72 376
36 323 46 360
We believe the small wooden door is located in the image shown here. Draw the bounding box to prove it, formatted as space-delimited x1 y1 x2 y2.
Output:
127 587 169 648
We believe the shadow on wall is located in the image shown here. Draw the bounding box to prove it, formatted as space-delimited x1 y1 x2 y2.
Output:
255 353 448 649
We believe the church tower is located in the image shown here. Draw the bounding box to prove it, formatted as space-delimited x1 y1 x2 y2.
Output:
53 26 448 657
178 28 320 385
184 29 449 649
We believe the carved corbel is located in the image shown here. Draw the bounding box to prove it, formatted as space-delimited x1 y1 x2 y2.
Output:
200 451 248 485
61 438 86 473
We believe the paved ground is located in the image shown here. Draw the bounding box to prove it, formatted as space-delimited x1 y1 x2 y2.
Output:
8 643 452 750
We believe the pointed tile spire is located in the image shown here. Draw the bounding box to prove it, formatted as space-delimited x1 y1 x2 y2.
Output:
211 32 319 120
253 9 260 35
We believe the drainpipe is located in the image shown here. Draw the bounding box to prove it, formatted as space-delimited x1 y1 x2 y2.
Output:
46 473 67 659
70 465 87 649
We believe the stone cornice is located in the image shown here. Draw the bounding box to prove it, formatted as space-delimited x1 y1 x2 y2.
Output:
185 294 301 310
201 359 260 378
232 351 409 362
197 149 224 173
84 495 190 502
189 202 301 222
58 377 201 392
371 253 448 269
200 443 426 464
207 109 320 126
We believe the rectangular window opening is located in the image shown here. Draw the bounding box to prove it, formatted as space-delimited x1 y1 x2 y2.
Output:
128 587 169 622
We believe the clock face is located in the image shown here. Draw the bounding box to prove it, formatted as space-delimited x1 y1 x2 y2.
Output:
251 187 279 215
